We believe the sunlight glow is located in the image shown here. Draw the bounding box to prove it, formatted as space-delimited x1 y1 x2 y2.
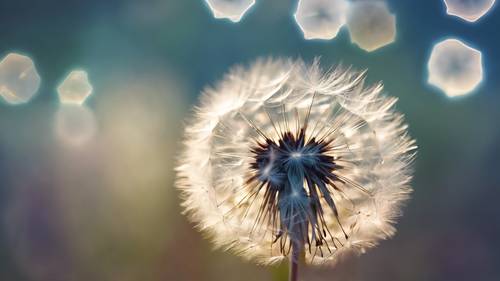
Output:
294 0 349 40
57 70 93 105
205 0 255 22
0 53 40 105
55 105 97 146
346 1 396 52
428 38 483 97
444 0 496 22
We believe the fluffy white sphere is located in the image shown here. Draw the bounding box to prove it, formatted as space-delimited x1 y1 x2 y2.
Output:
176 58 416 265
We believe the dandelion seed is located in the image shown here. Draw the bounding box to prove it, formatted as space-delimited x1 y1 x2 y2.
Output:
176 58 416 279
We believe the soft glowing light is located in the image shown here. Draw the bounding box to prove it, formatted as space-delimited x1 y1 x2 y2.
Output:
57 70 93 105
428 38 483 97
444 0 496 22
205 0 255 22
346 1 396 52
48 68 189 280
0 53 41 105
55 105 97 146
294 0 348 40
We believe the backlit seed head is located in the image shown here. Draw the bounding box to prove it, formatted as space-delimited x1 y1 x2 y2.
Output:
176 58 416 265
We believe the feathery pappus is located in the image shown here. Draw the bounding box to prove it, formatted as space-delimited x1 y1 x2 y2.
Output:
176 58 416 267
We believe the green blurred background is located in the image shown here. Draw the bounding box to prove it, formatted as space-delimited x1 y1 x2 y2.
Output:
1 0 499 280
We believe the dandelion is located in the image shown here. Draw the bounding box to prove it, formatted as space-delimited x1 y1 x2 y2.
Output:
176 58 416 280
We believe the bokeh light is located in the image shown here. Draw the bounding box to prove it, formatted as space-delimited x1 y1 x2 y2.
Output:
346 1 396 52
55 105 97 147
204 0 255 22
294 0 348 40
57 70 93 105
0 53 41 105
51 67 190 281
3 64 191 281
427 38 483 97
444 0 496 22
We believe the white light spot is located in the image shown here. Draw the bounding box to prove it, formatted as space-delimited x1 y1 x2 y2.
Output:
205 0 255 22
55 105 97 147
346 1 396 52
294 0 349 40
0 53 41 105
444 0 496 22
57 70 93 105
427 38 483 97
291 152 302 158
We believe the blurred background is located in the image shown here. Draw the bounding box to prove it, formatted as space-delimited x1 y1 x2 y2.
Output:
0 0 499 280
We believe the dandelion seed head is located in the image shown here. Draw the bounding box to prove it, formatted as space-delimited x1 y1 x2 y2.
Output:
176 58 416 265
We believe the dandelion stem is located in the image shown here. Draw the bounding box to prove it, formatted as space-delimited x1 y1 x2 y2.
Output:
289 241 304 281
289 255 299 281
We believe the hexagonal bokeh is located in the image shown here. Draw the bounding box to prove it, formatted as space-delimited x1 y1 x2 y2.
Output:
0 53 41 105
55 105 97 146
294 0 349 40
346 1 396 52
428 38 483 97
205 0 255 22
444 0 496 22
57 70 93 105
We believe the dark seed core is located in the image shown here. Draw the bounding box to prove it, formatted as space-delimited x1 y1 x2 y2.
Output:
251 129 336 190
248 128 349 256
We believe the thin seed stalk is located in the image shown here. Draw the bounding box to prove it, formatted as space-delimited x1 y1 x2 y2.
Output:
289 254 299 281
289 238 305 281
